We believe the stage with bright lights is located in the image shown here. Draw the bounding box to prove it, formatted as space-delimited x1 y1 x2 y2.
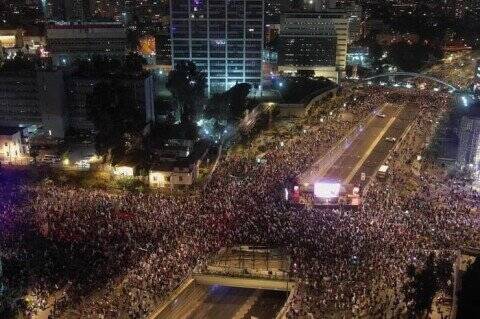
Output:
284 179 361 208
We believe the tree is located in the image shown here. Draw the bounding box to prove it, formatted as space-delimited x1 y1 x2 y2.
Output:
403 254 441 319
227 83 251 121
205 83 251 126
0 51 36 72
281 76 334 104
76 56 122 77
385 42 436 72
86 81 145 164
155 98 177 124
457 258 480 318
166 61 206 124
205 93 228 122
123 52 146 74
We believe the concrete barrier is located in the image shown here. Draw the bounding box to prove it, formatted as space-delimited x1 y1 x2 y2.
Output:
276 282 298 319
193 274 295 292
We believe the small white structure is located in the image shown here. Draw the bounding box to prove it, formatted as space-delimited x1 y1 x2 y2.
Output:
149 162 199 188
0 127 28 164
113 165 135 178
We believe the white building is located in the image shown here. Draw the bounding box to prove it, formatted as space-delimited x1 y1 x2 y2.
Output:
0 127 28 164
149 140 207 188
149 162 199 188
279 10 349 82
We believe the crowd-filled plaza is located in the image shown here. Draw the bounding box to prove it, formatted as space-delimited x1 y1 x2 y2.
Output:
1 87 479 318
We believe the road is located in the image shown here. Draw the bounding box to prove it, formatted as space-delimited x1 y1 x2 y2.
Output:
301 102 419 188
348 103 420 187
153 283 287 319
322 104 402 183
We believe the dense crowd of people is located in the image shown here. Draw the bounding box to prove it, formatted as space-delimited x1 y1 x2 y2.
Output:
1 87 479 319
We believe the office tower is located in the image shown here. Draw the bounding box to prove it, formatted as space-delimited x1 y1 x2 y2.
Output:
0 70 66 138
170 0 264 95
278 9 349 82
345 4 361 43
123 0 169 25
46 22 127 66
265 0 283 23
66 73 155 130
43 0 65 20
0 69 155 137
89 0 124 21
64 0 91 20
156 31 172 65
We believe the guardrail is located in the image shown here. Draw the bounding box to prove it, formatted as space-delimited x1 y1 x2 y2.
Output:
276 283 298 319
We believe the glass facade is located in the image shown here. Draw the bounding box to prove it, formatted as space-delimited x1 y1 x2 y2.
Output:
170 0 264 94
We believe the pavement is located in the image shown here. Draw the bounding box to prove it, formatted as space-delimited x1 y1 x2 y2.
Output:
322 104 403 183
152 283 287 319
349 103 420 187
300 102 419 190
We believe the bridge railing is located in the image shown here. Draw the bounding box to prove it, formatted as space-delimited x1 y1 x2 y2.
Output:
361 72 460 91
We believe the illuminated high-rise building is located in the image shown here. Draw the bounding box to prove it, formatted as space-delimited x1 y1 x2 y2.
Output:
278 9 348 82
170 0 264 94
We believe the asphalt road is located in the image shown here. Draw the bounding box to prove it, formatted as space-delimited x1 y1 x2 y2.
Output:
322 104 403 183
349 103 420 187
154 283 287 319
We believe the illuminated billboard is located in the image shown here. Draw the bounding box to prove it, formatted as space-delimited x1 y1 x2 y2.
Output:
314 182 341 198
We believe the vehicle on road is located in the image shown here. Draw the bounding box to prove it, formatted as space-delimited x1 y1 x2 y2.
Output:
385 137 397 142
376 113 386 118
377 165 389 179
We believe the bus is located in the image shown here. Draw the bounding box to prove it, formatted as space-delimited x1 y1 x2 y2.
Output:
377 165 389 179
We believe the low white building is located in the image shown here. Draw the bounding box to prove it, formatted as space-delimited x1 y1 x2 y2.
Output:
149 139 207 188
0 127 28 164
113 165 136 178
149 161 199 188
